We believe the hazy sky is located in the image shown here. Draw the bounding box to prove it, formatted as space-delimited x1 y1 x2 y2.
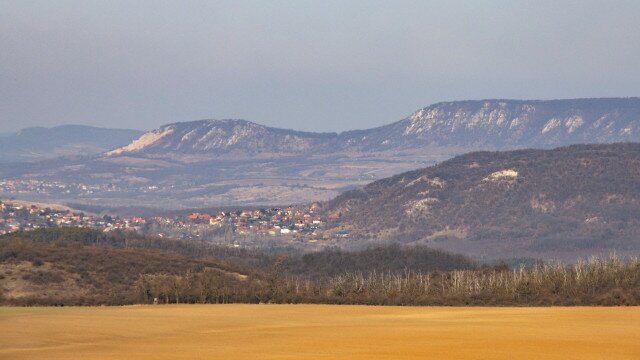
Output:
1 0 639 133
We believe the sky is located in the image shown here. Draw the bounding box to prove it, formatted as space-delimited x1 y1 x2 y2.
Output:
1 0 639 133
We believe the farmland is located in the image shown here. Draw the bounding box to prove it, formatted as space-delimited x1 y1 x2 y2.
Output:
1 305 639 359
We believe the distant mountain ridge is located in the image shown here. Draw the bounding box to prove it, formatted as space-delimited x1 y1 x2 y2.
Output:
384 98 640 149
108 98 640 156
2 98 639 209
106 119 336 156
0 125 143 163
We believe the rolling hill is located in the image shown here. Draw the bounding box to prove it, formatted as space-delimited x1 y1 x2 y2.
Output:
0 228 477 305
0 228 253 305
108 98 640 156
322 143 640 259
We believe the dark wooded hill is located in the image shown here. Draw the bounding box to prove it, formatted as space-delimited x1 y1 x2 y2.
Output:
0 228 252 305
322 143 640 260
0 228 477 305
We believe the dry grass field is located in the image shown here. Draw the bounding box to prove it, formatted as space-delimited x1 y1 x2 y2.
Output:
1 305 639 359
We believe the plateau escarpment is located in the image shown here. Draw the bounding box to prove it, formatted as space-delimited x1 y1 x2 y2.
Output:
107 98 640 156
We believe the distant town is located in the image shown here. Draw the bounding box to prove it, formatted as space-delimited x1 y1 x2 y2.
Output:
0 199 348 245
0 179 163 197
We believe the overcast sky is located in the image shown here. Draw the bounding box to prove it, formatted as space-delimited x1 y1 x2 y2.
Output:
1 0 639 133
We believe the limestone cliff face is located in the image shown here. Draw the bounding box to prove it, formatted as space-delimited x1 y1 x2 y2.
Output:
361 98 640 150
108 98 640 156
106 119 336 155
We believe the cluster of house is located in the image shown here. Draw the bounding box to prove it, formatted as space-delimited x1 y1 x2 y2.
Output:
0 179 160 197
0 201 147 235
187 204 325 236
0 200 346 239
0 179 116 196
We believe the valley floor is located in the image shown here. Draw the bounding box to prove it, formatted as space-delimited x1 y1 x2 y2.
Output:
1 305 639 359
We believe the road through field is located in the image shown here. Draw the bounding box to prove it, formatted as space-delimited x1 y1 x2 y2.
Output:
1 305 639 359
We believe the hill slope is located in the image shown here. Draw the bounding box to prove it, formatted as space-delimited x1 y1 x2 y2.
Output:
323 143 640 259
106 119 336 156
109 98 640 156
0 228 478 305
367 98 640 150
0 228 250 305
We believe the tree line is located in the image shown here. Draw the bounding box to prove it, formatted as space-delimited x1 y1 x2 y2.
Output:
2 228 639 306
134 254 640 306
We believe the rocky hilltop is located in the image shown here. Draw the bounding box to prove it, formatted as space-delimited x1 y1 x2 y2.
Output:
106 119 335 156
364 98 640 150
108 98 640 156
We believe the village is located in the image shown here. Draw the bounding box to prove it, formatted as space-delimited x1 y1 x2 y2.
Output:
0 179 161 197
0 199 347 243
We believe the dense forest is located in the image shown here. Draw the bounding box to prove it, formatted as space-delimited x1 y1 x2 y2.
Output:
1 228 638 306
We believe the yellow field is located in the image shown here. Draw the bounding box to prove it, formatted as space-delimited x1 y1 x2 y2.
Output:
1 305 639 359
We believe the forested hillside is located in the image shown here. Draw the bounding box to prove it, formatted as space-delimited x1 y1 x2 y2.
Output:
323 143 640 259
0 228 476 305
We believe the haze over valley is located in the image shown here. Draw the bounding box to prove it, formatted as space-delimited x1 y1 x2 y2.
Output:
2 98 639 211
